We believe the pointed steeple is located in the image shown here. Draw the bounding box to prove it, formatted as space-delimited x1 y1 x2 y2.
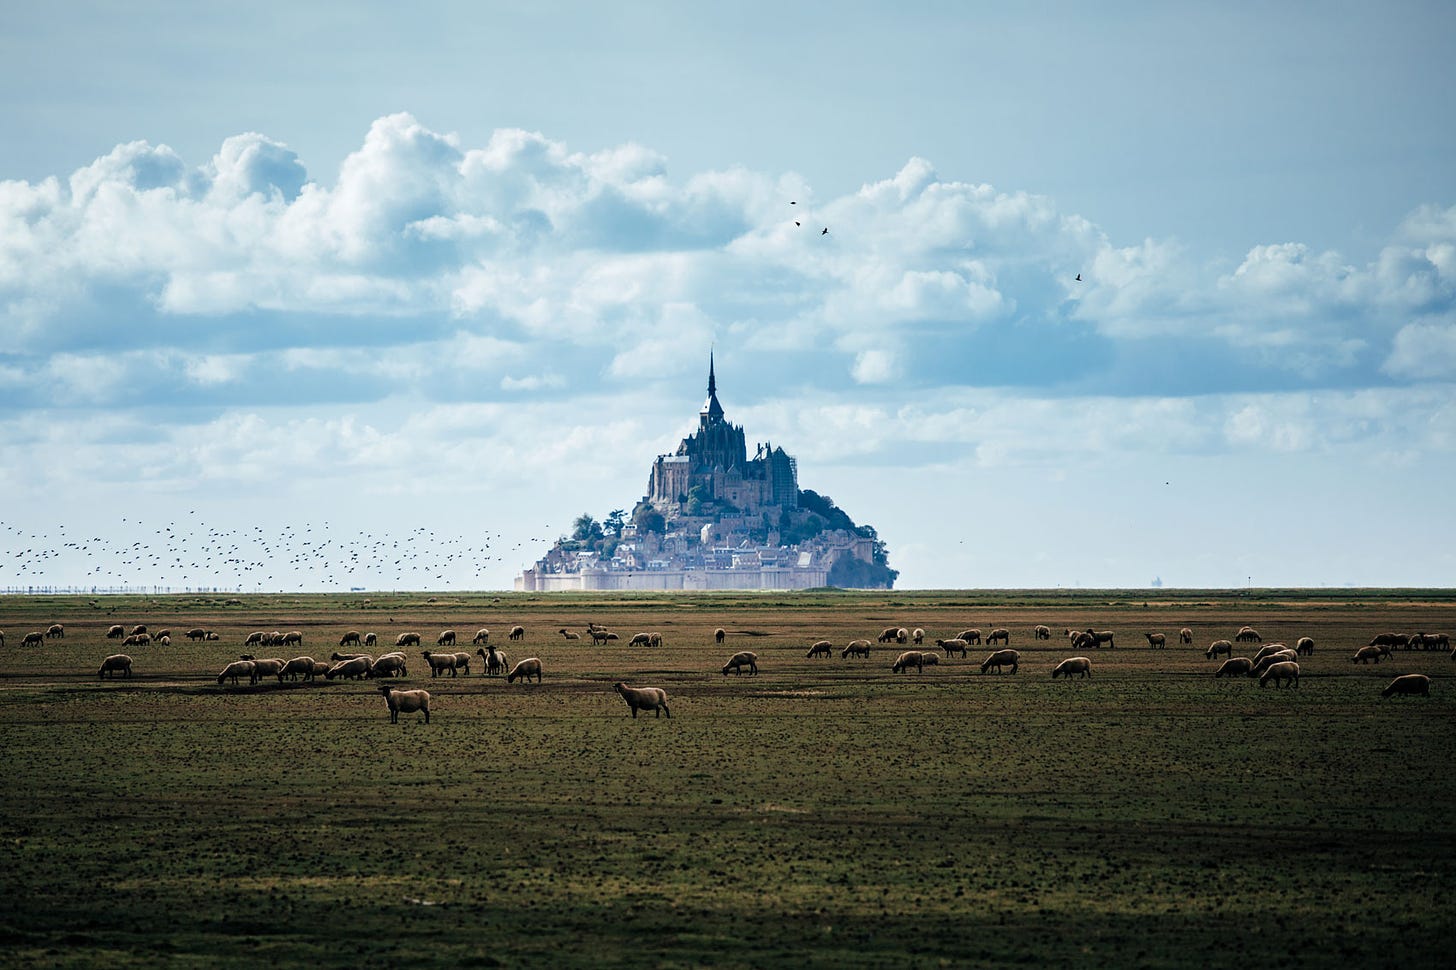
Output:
701 350 725 423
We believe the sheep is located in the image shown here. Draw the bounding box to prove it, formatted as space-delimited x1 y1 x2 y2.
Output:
217 660 255 685
472 629 491 645
614 682 670 718
1250 651 1299 677
1410 632 1450 650
1179 628 1194 644
1144 633 1167 649
891 651 925 673
509 625 525 641
154 629 171 641
1382 674 1430 698
715 628 726 644
1084 630 1114 649
1296 637 1315 656
280 631 302 647
369 654 409 679
46 623 65 639
649 633 663 648
249 658 286 684
912 628 925 645
477 647 507 676
421 651 460 678
330 651 371 662
987 628 1011 645
325 656 371 680
106 624 125 639
590 630 612 646
1352 645 1386 665
279 657 316 682
121 633 149 647
558 628 580 641
1252 643 1290 665
722 651 759 675
958 629 982 645
935 638 969 658
806 640 833 659
1215 658 1255 678
155 635 170 647
130 624 147 636
1235 626 1262 643
380 684 431 724
896 628 910 644
1052 657 1093 679
98 654 132 679
1033 625 1052 640
244 631 264 647
186 628 208 641
0 631 4 647
841 639 872 659
1206 639 1234 660
22 631 45 647
507 658 543 684
1369 633 1406 649
364 633 378 647
339 631 362 647
205 632 220 641
309 660 330 679
396 632 422 648
980 649 1020 674
437 630 457 647
452 652 473 674
628 633 652 647
877 627 899 643
1259 661 1300 688
1070 632 1098 651
921 653 940 668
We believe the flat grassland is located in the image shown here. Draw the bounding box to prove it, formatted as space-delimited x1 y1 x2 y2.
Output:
2 589 1454 968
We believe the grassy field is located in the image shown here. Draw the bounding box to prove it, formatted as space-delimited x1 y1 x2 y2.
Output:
2 589 1455 968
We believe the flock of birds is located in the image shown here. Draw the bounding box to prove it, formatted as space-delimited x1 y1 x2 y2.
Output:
0 517 555 592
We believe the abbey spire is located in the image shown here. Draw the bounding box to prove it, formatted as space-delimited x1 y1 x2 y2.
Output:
700 351 725 425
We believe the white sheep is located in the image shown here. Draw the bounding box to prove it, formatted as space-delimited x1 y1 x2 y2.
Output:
959 629 982 645
1034 625 1052 640
841 639 872 659
1144 633 1167 649
379 684 431 723
1250 651 1299 677
558 628 580 641
369 654 408 679
279 657 316 682
98 654 133 679
1052 657 1092 679
325 656 371 680
628 633 652 647
714 628 726 644
877 627 900 643
508 658 543 683
980 649 1020 674
309 660 330 680
364 633 378 647
1179 628 1194 644
421 650 460 678
509 625 525 641
891 651 925 673
912 628 925 645
249 658 287 684
1382 674 1430 698
935 638 969 658
1259 661 1300 688
1215 658 1255 678
47 623 65 639
396 632 422 648
437 630 457 647
155 635 170 647
477 646 507 676
106 624 124 639
473 628 491 645
806 640 833 658
722 651 758 676
340 631 362 647
649 633 663 647
1352 645 1385 665
244 631 264 647
614 682 670 718
1251 643 1290 665
1206 639 1234 660
217 660 255 686
282 631 303 647
987 628 1011 645
1235 626 1262 643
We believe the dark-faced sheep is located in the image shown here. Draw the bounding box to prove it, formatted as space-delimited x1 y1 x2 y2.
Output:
878 627 900 644
980 649 1020 674
106 624 124 639
205 631 220 641
806 640 833 659
1215 657 1255 678
935 638 969 658
339 631 362 647
1144 633 1167 649
1179 628 1194 644
186 628 208 642
1259 661 1299 688
614 682 669 718
896 628 910 644
1206 639 1233 660
892 651 925 673
364 633 377 647
98 654 132 679
380 684 431 723
244 631 264 647
1085 630 1114 648
509 625 525 641
1052 657 1092 679
217 660 255 685
722 651 758 675
397 632 422 648
1369 633 1406 648
249 658 286 684
46 623 64 639
959 629 982 645
1382 674 1430 698
130 624 147 636
279 657 316 682
841 639 871 659
437 630 457 647
508 658 543 684
477 646 506 676
987 628 1011 645
22 631 44 647
421 650 460 678
590 630 612 646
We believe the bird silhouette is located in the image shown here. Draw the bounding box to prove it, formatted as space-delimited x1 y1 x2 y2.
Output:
1075 273 1082 282
821 227 829 235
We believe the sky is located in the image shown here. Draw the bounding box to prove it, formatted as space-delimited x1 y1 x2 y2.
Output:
2 1 1454 592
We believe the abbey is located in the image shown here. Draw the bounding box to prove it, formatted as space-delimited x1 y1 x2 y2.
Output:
517 356 897 591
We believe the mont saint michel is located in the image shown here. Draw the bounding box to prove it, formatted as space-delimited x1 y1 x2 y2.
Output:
517 356 898 591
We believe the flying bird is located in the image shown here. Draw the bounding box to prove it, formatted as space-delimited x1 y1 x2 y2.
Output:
1075 273 1082 282
821 227 829 235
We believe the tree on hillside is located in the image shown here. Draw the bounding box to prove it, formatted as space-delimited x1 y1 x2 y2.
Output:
572 514 604 546
604 509 626 537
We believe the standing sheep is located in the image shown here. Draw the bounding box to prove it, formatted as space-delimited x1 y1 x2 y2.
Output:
340 631 363 647
891 651 925 673
396 632 422 648
628 633 652 647
878 627 900 644
364 633 378 647
452 652 473 674
249 658 287 684
987 628 1011 645
437 630 457 647
912 628 925 645
1179 628 1194 644
959 629 983 645
22 632 45 647
509 625 525 641
106 624 124 639
1235 626 1262 643
980 649 1020 674
186 628 208 642
472 628 491 645
841 639 872 659
279 657 316 682
1259 661 1300 688
1296 637 1315 656
1352 645 1385 665
896 628 910 644
714 628 726 644
935 638 969 658
97 654 132 679
46 623 65 639
614 682 670 718
217 660 255 685
325 656 371 680
1052 657 1093 680
1085 630 1114 648
507 658 543 683
649 633 663 647
379 684 431 723
1382 674 1430 698
806 640 833 659
721 651 758 676
1215 658 1255 678
1144 633 1167 649
1206 640 1234 660
368 654 408 679
421 651 460 678
477 646 507 676
1033 625 1052 640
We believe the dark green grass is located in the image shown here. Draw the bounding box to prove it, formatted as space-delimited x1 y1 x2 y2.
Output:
2 593 1455 967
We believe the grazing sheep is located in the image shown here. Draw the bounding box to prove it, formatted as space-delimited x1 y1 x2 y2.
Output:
186 628 207 641
249 658 287 684
508 658 543 684
97 654 132 679
1235 626 1262 643
1215 658 1255 678
437 630 457 647
477 647 507 676
1353 645 1388 665
0 631 4 647
891 650 925 673
339 631 362 647
421 651 460 678
472 628 491 645
649 633 664 648
364 633 378 647
325 656 371 680
590 630 612 646
379 684 431 724
715 628 726 644
896 628 910 644
1179 628 1194 644
1070 632 1098 651
396 632 422 648
841 639 872 659
1296 637 1315 656
987 628 1011 645
1259 661 1300 688
155 635 170 647
1144 633 1167 649
1052 657 1093 680
1382 674 1430 698
980 649 1020 674
935 638 969 658
22 631 45 647
130 625 147 636
629 633 652 647
279 657 316 682
1084 630 1114 648
1033 625 1052 640
217 660 255 686
309 660 330 679
282 631 303 647
205 632 220 641
1250 651 1299 677
614 682 670 718
877 627 900 644
1252 643 1290 665
452 652 473 675
1369 633 1408 649
722 651 759 675
509 625 525 641
368 654 408 678
958 629 983 645
912 628 925 645
122 633 150 647
244 631 264 647
921 653 940 668
806 640 833 659
1206 640 1234 660
106 624 125 639
558 629 580 641
331 651 371 662
1410 632 1450 650
46 623 65 639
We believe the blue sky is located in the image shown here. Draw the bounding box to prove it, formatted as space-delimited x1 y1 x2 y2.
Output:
2 1 1454 591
